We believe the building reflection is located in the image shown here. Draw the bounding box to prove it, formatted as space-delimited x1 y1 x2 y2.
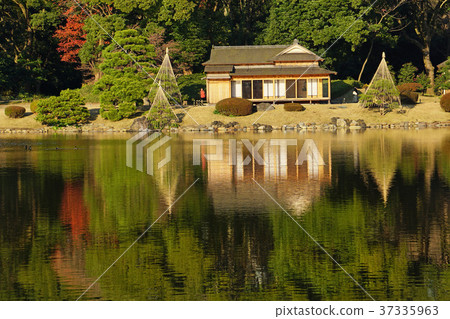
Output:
201 138 332 216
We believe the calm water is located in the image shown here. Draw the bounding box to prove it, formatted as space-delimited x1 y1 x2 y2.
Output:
0 130 449 301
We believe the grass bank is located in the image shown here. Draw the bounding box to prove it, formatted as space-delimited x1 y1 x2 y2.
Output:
179 96 449 127
0 96 448 130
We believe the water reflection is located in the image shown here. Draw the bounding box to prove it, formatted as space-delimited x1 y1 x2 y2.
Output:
0 131 448 300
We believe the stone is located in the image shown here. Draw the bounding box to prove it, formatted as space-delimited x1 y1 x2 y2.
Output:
357 119 367 128
256 103 275 112
336 118 347 127
211 121 224 127
130 116 150 131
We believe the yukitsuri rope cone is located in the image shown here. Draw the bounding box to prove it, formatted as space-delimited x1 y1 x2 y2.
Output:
149 48 182 106
360 52 402 114
147 86 179 129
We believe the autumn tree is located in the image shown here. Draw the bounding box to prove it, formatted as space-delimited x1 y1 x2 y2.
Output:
54 3 86 63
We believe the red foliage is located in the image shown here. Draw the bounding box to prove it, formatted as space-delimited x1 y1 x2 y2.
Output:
397 83 423 94
54 5 86 63
60 181 90 242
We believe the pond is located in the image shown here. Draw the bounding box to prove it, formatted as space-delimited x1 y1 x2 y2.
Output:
0 130 449 301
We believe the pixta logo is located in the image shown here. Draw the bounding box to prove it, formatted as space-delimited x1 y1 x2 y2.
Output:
126 132 172 175
192 139 325 166
127 135 324 176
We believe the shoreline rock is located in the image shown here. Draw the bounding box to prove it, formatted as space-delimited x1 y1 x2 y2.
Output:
1 119 449 135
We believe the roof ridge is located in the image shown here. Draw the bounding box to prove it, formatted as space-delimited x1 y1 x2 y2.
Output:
212 45 288 49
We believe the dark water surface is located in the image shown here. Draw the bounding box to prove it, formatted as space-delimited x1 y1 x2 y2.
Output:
0 130 449 301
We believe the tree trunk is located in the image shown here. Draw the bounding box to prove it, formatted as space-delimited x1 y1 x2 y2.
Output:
422 42 435 94
358 39 374 82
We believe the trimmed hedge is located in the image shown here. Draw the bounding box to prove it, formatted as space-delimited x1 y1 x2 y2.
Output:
30 100 39 113
397 83 423 93
397 83 422 105
400 91 419 104
36 89 90 127
331 80 353 99
5 106 26 118
284 103 305 112
215 98 253 116
441 93 450 112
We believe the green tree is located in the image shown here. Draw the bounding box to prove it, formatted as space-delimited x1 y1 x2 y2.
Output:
94 29 157 121
360 79 401 114
399 0 449 93
79 13 126 81
147 87 178 129
397 63 418 85
258 0 373 74
435 58 450 94
0 0 82 94
356 0 407 82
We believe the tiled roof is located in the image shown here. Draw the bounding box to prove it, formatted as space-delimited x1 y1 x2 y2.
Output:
270 53 321 62
204 45 289 65
232 66 336 76
203 41 334 75
204 65 234 72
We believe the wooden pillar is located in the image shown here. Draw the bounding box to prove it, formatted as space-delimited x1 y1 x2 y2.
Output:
328 76 331 104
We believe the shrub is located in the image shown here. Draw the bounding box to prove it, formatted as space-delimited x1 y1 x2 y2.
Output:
397 83 422 104
100 105 122 121
441 93 450 112
331 80 353 98
400 91 419 104
5 106 26 118
284 103 305 111
30 100 40 113
215 98 253 116
79 84 100 103
344 78 363 89
178 73 206 104
397 83 423 93
36 89 90 127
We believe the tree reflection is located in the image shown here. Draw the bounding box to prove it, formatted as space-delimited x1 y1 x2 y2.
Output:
0 132 448 301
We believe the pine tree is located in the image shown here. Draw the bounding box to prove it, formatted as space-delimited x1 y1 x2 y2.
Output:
94 29 157 121
360 53 401 114
147 87 179 129
149 48 182 105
